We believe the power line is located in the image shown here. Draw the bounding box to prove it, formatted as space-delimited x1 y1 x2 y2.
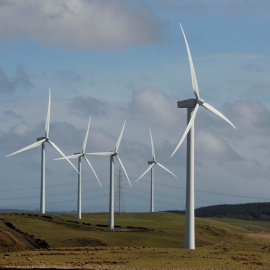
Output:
0 172 269 210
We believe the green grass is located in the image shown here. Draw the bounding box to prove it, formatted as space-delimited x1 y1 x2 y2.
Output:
0 212 270 269
210 217 270 232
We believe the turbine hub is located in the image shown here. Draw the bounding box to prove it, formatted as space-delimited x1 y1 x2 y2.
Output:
148 160 155 164
197 98 205 105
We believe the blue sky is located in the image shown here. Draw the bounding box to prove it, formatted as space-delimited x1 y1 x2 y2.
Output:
0 0 270 213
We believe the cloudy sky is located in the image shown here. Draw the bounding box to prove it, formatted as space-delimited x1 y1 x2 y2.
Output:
0 0 270 213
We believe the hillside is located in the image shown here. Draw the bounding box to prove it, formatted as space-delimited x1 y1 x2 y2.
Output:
0 212 270 269
169 202 270 221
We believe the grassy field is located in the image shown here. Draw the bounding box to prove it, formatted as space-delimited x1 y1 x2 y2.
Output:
0 212 269 269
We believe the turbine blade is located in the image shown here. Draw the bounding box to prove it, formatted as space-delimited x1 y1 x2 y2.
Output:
116 155 132 188
179 23 200 99
171 103 199 157
54 153 82 160
202 102 236 129
45 88 51 138
48 140 79 174
149 128 155 160
82 117 91 153
156 162 177 178
135 163 155 182
84 156 102 188
115 119 126 152
6 139 46 157
86 151 114 156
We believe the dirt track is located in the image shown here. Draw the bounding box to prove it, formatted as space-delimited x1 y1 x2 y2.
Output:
0 227 22 251
247 233 270 239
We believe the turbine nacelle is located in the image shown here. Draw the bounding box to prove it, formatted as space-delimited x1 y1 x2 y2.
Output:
37 137 47 142
148 160 156 165
177 98 205 109
177 99 196 108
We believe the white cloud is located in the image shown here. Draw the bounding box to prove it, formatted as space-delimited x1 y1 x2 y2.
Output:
196 131 242 163
224 100 270 137
0 0 162 49
131 87 180 129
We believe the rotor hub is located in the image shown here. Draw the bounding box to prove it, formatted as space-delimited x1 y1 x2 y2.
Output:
197 98 204 105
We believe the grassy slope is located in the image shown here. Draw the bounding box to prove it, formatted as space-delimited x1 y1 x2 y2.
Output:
0 212 270 269
210 217 270 233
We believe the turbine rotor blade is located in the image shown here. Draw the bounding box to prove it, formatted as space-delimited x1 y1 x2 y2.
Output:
179 23 200 99
171 103 199 157
45 88 51 138
48 140 79 174
86 151 114 156
54 153 82 160
116 155 132 188
202 102 236 129
135 163 155 182
149 128 155 161
115 119 126 152
6 139 46 157
82 117 91 153
83 156 102 188
156 162 177 178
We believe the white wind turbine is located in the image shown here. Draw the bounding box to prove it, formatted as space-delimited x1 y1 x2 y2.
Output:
6 89 79 214
136 129 176 212
171 24 236 249
88 119 132 230
55 117 102 219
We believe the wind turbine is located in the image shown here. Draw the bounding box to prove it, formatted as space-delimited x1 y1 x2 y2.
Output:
6 89 79 214
55 117 102 219
88 119 131 230
136 129 176 212
171 24 236 249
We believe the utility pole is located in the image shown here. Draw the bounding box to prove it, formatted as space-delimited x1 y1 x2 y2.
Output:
115 167 126 214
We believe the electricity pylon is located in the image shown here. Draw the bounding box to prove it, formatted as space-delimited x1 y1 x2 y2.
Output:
115 167 126 214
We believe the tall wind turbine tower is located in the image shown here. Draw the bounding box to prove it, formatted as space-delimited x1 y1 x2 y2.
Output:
6 89 78 214
55 117 101 219
171 24 236 249
88 120 132 230
136 129 176 212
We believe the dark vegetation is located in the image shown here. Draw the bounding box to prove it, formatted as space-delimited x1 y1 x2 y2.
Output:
168 202 270 221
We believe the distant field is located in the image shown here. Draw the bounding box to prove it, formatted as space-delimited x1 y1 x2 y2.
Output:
0 212 270 269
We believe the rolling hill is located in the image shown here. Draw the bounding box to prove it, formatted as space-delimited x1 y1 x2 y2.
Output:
0 212 270 269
